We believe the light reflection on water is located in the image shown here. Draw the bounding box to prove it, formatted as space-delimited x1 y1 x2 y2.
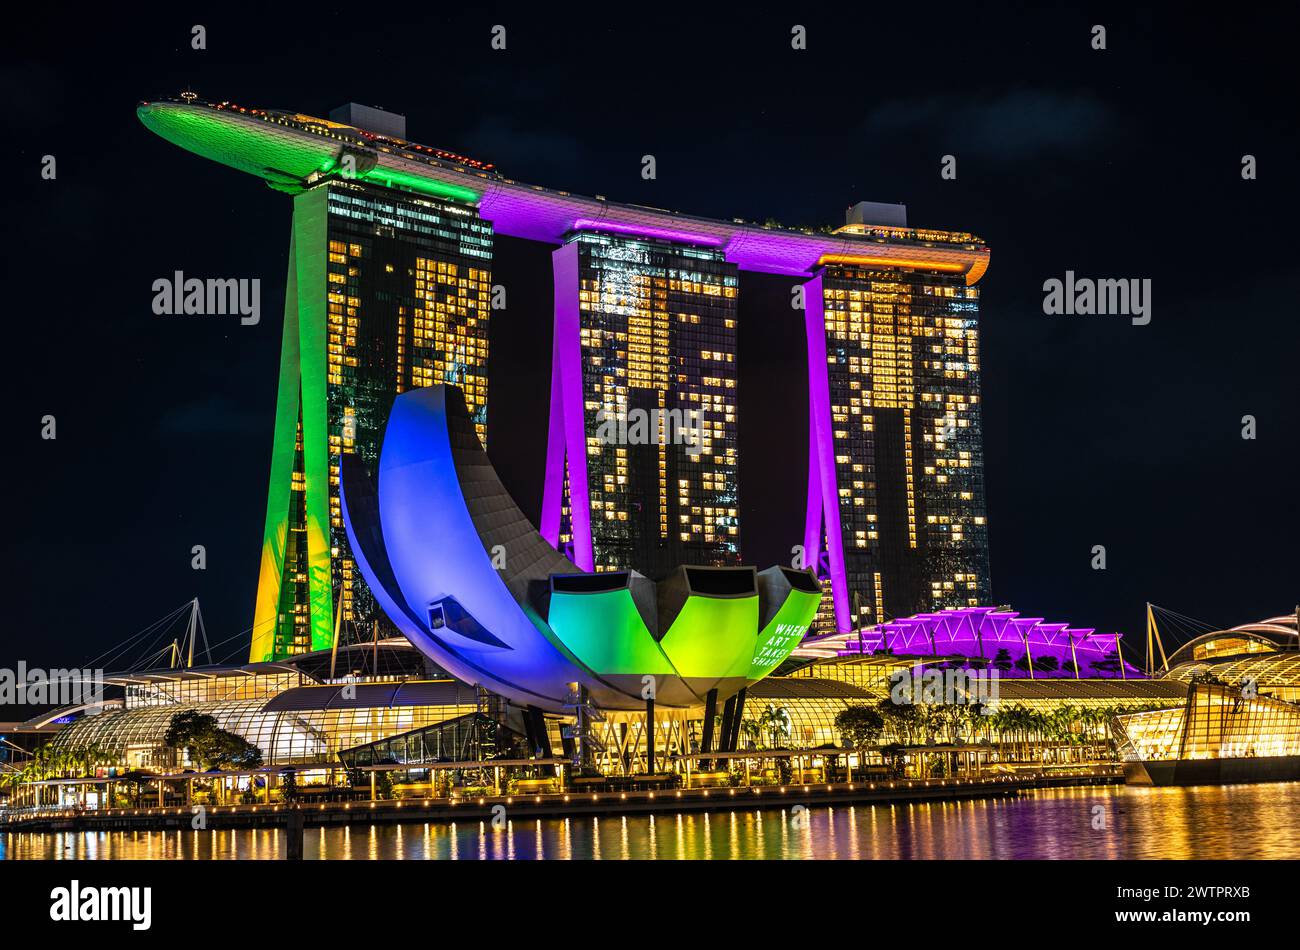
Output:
4 783 1297 860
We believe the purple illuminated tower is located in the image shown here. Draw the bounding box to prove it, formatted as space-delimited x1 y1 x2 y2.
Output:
801 203 992 634
541 232 741 577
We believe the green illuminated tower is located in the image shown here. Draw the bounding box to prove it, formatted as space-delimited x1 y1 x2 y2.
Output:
252 181 493 661
136 99 498 662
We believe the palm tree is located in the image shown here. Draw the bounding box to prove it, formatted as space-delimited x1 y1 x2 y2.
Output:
939 703 966 744
996 704 1022 760
758 704 792 749
1052 705 1085 762
1027 709 1052 761
1048 705 1072 744
986 705 1009 756
965 702 992 744
916 703 942 744
1004 704 1040 762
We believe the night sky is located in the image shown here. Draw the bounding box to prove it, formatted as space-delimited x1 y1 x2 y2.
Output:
3 5 1297 680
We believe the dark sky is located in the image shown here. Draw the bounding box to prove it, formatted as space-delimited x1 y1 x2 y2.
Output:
3 4 1297 679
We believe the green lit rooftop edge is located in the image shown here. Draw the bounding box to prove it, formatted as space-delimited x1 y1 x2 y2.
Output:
137 102 481 203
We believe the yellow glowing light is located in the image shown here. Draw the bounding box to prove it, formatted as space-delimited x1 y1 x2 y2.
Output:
817 253 967 273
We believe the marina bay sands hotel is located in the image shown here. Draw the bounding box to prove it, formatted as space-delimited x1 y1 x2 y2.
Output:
138 97 992 663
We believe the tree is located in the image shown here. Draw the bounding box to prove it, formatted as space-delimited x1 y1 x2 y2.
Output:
120 771 151 808
919 703 945 743
280 768 299 803
939 703 967 743
758 704 792 749
987 703 1045 762
1089 652 1123 677
877 698 923 745
163 711 263 771
962 703 990 744
210 731 264 770
834 706 885 749
1014 654 1060 674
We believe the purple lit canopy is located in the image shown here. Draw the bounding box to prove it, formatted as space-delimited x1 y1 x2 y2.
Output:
794 606 1143 677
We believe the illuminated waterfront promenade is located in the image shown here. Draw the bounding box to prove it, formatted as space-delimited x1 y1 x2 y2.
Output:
6 783 1300 860
2 768 1118 833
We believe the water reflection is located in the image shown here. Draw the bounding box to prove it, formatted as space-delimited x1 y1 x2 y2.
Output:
4 784 1297 860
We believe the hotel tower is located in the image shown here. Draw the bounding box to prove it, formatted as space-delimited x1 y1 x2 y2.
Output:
253 178 492 661
229 105 495 661
802 203 991 634
137 96 991 660
539 232 741 578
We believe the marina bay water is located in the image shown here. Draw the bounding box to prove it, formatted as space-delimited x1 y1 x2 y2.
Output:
5 783 1299 860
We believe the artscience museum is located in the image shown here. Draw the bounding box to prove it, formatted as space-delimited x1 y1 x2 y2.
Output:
341 384 823 715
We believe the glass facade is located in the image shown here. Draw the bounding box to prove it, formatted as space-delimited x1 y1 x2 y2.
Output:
1165 652 1300 703
733 679 878 750
739 697 861 750
788 659 1186 710
1116 683 1300 761
810 263 990 631
1189 636 1280 661
255 180 493 660
122 672 305 708
338 713 529 767
49 695 481 769
787 655 929 695
559 232 740 577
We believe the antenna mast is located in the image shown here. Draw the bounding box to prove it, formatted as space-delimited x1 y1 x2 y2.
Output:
185 598 198 668
330 596 344 681
181 598 213 668
1145 603 1170 677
